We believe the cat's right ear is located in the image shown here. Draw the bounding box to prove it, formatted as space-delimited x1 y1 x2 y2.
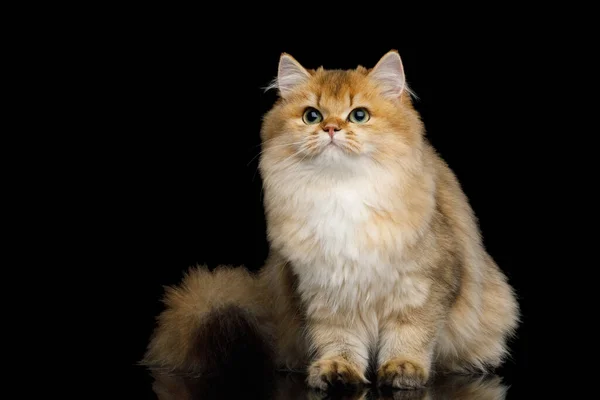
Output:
268 53 311 98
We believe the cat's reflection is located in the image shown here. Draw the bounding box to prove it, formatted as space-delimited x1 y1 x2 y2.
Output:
150 370 507 400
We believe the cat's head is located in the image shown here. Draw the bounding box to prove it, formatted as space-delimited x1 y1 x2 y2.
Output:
260 51 424 174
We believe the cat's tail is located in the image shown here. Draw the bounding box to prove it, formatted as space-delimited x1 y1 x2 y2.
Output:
140 265 275 377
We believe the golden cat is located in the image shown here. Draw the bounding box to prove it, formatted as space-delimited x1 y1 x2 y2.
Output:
142 50 519 390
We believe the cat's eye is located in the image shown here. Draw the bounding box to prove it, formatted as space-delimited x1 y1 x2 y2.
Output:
348 108 370 124
302 108 323 125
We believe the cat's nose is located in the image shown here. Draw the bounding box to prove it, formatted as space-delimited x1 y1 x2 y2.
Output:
323 125 341 138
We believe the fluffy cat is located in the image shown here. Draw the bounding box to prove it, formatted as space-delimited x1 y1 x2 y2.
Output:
142 50 519 390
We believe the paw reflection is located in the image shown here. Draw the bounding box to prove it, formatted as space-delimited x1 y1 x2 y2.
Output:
149 370 507 400
427 374 507 400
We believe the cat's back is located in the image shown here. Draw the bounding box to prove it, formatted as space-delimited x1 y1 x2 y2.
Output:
422 140 482 243
422 139 508 291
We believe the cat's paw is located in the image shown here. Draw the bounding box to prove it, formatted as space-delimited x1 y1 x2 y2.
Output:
307 357 368 391
377 358 429 389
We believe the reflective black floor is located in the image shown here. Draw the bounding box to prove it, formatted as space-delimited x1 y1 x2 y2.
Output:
140 369 519 400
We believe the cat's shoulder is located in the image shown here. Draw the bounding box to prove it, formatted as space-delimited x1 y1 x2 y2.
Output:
421 138 467 199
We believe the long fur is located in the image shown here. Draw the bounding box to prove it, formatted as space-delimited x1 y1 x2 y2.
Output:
141 266 275 376
142 50 519 390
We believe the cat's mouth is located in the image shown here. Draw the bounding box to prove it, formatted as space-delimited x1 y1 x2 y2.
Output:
319 141 360 158
301 136 361 159
323 141 344 153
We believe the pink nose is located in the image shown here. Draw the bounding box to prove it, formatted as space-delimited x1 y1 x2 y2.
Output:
323 125 340 138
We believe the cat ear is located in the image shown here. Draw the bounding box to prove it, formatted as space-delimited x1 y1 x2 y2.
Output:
276 53 311 98
369 50 406 99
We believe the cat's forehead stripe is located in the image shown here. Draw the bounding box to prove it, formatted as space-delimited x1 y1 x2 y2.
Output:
311 71 358 109
320 71 351 99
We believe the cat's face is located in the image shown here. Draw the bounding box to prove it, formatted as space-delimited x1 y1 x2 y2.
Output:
260 51 423 173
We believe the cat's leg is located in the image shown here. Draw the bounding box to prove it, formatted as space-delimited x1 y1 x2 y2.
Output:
376 308 440 389
306 317 371 390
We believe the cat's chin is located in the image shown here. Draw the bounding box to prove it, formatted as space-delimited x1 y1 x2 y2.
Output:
309 144 366 171
317 144 349 160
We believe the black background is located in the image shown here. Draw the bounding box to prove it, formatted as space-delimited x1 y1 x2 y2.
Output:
97 16 554 398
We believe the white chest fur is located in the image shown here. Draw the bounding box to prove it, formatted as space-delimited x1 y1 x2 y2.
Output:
266 170 431 317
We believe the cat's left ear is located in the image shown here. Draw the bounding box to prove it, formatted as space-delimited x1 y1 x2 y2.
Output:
369 50 406 99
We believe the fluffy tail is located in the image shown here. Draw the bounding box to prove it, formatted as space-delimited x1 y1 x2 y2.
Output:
141 265 275 377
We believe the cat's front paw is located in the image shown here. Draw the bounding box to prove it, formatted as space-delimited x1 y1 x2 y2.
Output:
377 358 429 389
307 357 368 391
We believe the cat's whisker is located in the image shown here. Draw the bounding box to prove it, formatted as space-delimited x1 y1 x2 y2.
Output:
247 136 303 158
247 135 282 151
264 141 308 150
339 140 362 154
247 151 263 167
247 140 309 166
257 136 284 146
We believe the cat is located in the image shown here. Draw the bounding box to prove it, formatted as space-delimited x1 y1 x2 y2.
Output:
141 50 520 391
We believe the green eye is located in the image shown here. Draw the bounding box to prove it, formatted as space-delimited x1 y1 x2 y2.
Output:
349 108 370 124
302 107 323 125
